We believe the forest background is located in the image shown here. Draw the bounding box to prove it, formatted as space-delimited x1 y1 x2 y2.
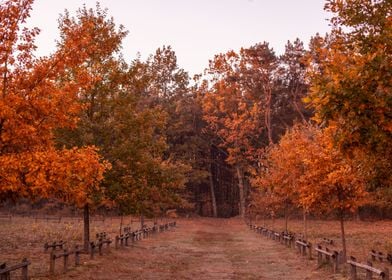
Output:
0 0 391 255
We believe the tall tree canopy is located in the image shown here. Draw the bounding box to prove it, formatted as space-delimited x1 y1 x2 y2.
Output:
0 0 109 205
56 33 190 215
306 0 392 211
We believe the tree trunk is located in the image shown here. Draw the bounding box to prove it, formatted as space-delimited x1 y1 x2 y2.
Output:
292 89 307 123
355 208 361 222
264 86 274 145
284 202 288 233
340 211 347 261
119 214 123 235
303 210 308 240
83 204 90 252
236 165 246 217
208 162 218 218
140 214 144 228
271 211 275 229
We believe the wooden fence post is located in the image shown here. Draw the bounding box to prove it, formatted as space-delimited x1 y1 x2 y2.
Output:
317 245 322 265
98 242 103 256
90 242 95 259
21 258 28 280
49 251 55 274
365 261 373 280
350 256 357 280
0 263 9 280
333 251 339 273
63 249 69 273
0 259 30 280
384 267 389 280
75 246 81 266
115 236 119 249
371 250 376 262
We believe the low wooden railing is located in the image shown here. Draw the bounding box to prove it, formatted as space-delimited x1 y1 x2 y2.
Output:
315 245 339 272
347 256 389 280
0 258 30 280
49 246 82 274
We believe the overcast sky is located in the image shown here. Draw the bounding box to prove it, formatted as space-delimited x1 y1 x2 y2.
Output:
27 0 332 76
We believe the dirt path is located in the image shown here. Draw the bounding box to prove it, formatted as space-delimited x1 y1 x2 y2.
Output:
53 218 345 280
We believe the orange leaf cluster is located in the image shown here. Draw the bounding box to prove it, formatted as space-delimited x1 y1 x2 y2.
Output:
0 0 110 205
254 124 369 216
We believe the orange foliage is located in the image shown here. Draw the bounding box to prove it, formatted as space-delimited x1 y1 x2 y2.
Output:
255 124 369 216
0 0 109 205
298 126 368 214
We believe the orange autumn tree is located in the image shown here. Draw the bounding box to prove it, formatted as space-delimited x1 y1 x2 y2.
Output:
253 124 313 235
202 43 278 217
203 79 260 217
298 126 368 261
257 124 368 259
306 0 392 213
0 0 110 250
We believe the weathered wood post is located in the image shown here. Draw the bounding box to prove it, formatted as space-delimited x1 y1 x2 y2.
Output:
75 246 81 266
383 267 389 280
333 251 339 273
349 256 357 280
115 236 119 249
326 247 331 262
63 249 69 273
366 261 373 280
21 258 28 280
317 245 322 265
371 249 377 262
50 251 55 274
90 242 95 259
0 262 8 280
98 241 103 256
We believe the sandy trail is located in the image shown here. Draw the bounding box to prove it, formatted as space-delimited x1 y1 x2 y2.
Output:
51 218 344 280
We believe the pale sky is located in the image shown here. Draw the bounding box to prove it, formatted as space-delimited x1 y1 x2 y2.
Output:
27 0 332 76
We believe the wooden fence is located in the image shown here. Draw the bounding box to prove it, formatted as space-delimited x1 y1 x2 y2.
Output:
248 223 391 279
347 256 389 280
38 220 177 277
0 215 12 222
315 245 339 272
295 238 313 259
0 259 30 280
49 246 82 274
370 250 392 265
44 241 66 252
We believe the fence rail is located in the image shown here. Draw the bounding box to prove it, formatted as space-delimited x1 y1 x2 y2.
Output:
370 250 392 265
315 245 339 272
0 215 12 222
44 240 66 252
347 256 389 280
295 239 312 259
49 246 82 274
2 219 178 278
0 258 30 280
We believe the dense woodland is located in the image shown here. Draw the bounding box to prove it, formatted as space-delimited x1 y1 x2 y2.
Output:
0 0 391 255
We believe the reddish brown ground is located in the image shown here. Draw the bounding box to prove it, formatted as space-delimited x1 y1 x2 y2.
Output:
0 217 360 279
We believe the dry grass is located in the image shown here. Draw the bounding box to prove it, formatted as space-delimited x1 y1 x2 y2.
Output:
257 218 392 261
0 216 391 279
0 215 155 279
